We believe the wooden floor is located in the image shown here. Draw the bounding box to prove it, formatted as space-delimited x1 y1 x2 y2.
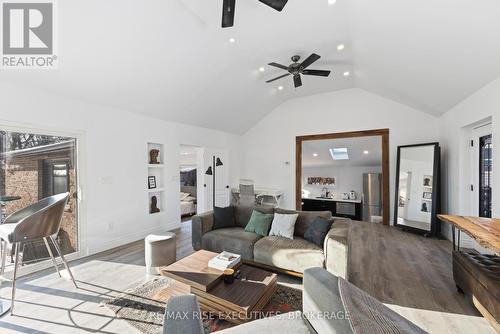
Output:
0 220 494 333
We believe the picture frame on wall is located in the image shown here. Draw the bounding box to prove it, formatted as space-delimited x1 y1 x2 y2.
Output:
422 192 432 200
148 176 157 189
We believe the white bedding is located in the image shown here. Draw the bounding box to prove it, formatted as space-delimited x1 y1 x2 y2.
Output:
181 198 196 215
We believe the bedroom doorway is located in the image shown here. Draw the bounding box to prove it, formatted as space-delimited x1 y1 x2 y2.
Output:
180 145 199 222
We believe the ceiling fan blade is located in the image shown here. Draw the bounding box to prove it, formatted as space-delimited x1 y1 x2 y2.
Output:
300 53 321 69
268 62 289 70
266 73 291 83
221 0 236 28
302 69 331 77
294 75 302 88
258 0 288 11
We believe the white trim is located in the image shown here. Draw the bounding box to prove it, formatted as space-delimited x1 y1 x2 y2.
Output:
87 222 179 255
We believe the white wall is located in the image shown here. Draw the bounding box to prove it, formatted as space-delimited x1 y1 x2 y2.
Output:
0 81 241 256
302 165 382 198
241 88 440 223
439 76 500 249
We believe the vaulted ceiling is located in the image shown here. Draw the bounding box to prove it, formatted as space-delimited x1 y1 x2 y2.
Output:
2 0 500 134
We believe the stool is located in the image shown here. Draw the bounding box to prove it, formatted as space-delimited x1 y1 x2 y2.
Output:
145 233 176 275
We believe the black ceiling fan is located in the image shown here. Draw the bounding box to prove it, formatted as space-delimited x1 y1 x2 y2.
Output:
222 0 288 28
266 53 331 88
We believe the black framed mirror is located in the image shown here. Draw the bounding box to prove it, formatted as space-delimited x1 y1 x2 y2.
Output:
394 143 441 237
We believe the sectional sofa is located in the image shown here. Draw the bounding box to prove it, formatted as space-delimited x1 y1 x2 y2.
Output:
192 205 351 278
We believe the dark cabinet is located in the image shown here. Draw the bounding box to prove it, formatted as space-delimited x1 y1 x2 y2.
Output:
302 198 362 220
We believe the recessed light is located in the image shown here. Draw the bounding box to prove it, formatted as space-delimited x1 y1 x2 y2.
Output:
328 0 337 5
278 85 284 91
259 67 265 72
363 150 369 155
228 37 236 43
343 71 350 77
337 44 345 51
313 153 318 157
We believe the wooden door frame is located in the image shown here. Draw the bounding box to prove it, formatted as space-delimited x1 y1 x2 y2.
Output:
295 128 390 225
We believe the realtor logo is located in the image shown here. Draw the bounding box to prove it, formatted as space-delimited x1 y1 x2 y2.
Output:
1 0 57 69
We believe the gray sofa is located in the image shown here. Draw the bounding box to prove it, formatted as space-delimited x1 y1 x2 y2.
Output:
192 205 351 277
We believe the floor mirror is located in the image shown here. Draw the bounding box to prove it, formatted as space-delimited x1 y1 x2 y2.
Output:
394 143 441 237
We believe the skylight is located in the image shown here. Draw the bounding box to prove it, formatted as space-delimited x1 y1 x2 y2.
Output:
329 148 349 160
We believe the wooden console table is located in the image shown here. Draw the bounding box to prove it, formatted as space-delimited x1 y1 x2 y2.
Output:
438 215 500 255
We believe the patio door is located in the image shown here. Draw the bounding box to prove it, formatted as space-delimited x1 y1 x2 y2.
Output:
0 129 80 265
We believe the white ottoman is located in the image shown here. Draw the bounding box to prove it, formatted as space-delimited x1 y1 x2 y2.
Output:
145 233 176 275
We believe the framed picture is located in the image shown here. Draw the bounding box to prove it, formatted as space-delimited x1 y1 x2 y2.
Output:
423 175 433 187
422 192 432 200
307 176 336 186
148 176 157 189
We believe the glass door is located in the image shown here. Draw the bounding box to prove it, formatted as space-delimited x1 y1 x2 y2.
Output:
479 134 492 218
0 130 79 265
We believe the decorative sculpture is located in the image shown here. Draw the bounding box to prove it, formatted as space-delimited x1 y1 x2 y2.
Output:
150 196 160 214
149 149 160 164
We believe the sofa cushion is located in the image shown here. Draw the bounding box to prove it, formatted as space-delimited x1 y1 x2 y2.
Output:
234 205 274 228
269 213 299 239
245 210 274 236
213 206 236 230
304 217 333 247
201 227 262 260
275 208 332 238
254 236 324 273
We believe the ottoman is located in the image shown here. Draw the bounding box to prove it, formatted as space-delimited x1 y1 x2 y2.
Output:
453 251 500 325
145 233 176 274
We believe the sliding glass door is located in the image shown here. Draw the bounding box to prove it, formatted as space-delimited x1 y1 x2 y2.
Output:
0 129 79 264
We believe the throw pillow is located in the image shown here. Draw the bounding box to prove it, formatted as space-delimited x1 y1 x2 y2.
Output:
269 213 299 239
304 217 334 247
245 210 274 237
213 206 236 230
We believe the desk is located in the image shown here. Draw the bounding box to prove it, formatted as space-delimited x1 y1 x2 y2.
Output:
231 188 284 207
438 215 500 255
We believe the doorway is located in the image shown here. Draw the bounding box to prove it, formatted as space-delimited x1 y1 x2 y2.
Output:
468 122 492 217
179 145 199 221
296 129 390 225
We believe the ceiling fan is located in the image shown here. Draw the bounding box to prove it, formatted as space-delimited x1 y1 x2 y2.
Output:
222 0 288 28
266 53 331 88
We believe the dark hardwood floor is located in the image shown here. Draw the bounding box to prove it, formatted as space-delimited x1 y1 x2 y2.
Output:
348 221 478 316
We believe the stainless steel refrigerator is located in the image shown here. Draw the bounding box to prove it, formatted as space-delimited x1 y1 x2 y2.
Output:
362 173 382 222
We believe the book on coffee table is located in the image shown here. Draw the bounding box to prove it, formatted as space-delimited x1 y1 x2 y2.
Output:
208 251 241 271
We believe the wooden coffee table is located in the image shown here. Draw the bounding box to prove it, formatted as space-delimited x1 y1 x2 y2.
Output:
160 250 278 324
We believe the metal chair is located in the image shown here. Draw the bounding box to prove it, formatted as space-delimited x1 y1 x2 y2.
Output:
0 192 77 315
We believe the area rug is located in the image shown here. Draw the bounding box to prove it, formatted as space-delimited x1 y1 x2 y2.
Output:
102 276 302 334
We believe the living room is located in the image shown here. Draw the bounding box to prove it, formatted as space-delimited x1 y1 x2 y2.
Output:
0 0 498 333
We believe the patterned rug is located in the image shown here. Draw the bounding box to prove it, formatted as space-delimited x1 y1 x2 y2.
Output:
103 276 302 334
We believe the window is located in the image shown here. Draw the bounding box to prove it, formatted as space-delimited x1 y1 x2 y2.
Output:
0 130 78 265
479 134 492 218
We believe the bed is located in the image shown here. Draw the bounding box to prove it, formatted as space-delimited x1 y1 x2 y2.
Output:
180 191 197 216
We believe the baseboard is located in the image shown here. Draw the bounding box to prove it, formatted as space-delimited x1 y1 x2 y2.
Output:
87 221 180 256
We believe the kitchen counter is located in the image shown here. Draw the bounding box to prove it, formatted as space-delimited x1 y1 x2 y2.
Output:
302 197 362 204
